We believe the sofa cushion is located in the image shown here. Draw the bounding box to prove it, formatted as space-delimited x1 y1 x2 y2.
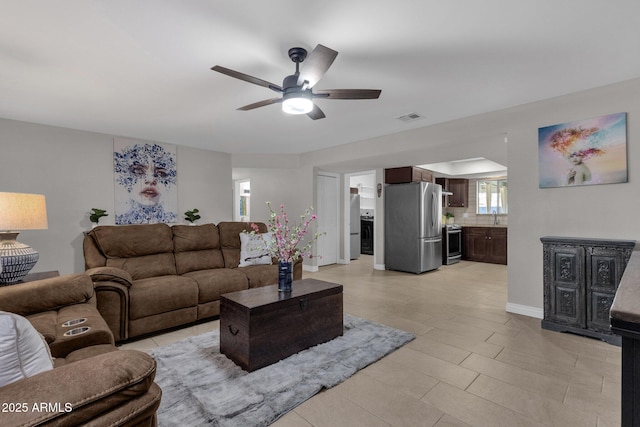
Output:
91 223 174 258
240 264 280 288
129 275 199 320
107 253 177 280
239 232 273 267
218 222 268 268
182 269 249 303
90 224 177 279
173 224 225 274
0 311 53 388
173 224 220 252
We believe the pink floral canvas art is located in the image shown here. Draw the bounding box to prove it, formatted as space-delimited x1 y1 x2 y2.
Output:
538 112 627 188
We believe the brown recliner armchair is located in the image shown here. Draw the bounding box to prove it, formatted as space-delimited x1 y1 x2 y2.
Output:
0 274 161 426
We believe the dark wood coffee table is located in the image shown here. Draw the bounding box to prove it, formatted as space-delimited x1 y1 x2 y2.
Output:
219 278 343 372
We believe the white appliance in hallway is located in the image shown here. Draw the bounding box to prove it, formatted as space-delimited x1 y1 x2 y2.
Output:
349 193 360 260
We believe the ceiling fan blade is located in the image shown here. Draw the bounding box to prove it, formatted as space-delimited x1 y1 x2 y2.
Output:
211 65 283 92
297 44 338 89
307 104 326 120
237 97 283 111
314 89 382 100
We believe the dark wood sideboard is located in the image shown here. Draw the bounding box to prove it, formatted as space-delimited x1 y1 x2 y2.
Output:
541 236 635 345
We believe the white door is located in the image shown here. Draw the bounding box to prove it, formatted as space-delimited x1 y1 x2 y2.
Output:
317 174 338 266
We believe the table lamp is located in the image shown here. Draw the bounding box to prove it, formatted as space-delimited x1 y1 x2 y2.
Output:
0 192 48 285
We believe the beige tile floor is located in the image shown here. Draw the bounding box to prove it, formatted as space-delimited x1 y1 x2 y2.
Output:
122 257 621 427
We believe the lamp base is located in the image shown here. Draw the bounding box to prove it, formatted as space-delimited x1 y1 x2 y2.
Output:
0 232 39 285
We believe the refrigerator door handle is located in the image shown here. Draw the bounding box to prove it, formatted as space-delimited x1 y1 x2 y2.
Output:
432 192 437 229
421 237 442 243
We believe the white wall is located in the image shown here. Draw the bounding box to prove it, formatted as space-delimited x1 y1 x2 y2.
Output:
4 77 639 317
294 78 640 317
232 165 316 268
0 118 233 275
505 80 640 316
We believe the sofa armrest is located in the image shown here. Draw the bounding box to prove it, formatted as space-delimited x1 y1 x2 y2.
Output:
0 350 159 427
85 266 133 288
0 274 95 317
91 280 130 342
85 267 133 340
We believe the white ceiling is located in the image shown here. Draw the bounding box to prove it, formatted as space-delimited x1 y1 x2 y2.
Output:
419 158 507 179
2 1 640 157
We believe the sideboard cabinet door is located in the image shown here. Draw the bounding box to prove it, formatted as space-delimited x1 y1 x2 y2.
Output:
544 244 585 328
586 246 629 333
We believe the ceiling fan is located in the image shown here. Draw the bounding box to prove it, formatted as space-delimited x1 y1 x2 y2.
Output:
211 44 381 120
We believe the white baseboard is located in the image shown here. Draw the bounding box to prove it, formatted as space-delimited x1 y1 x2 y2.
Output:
374 263 385 271
337 259 349 265
505 302 543 319
303 265 319 273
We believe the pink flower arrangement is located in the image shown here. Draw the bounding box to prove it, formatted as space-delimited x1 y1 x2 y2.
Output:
248 202 322 263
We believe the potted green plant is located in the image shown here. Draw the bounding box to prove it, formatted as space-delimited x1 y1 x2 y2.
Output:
445 212 455 225
89 208 108 227
184 209 201 224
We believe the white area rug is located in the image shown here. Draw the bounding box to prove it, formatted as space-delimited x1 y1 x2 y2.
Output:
147 313 414 426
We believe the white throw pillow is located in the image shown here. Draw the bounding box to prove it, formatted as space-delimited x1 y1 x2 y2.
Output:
0 311 54 388
238 232 273 267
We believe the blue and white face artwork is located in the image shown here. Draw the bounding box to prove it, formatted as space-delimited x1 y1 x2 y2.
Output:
114 143 177 224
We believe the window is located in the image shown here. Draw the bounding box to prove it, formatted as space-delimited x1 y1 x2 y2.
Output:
476 179 508 214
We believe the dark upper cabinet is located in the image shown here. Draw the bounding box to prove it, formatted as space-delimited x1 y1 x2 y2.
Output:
436 178 469 208
463 226 507 265
385 167 433 184
447 179 469 208
435 178 447 207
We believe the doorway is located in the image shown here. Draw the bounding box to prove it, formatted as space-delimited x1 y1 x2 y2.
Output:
233 179 250 221
316 173 339 267
345 171 376 262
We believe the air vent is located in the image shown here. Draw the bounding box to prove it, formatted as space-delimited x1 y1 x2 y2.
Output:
396 112 423 122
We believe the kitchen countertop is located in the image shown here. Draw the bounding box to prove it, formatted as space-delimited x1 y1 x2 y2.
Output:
460 224 508 228
610 249 640 327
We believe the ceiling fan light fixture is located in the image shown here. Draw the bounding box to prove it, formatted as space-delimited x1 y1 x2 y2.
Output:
212 44 380 120
282 92 313 115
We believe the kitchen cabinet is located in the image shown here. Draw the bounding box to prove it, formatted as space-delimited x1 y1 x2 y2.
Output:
540 236 635 345
447 179 469 207
435 178 447 207
435 178 468 208
385 166 433 184
463 226 507 265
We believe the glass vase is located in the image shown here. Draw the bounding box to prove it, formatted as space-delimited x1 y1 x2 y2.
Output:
278 261 293 292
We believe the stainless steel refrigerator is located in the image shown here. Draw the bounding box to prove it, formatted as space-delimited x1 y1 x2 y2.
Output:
384 182 442 273
350 194 361 259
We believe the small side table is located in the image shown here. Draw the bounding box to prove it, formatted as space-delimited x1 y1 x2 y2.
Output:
17 270 60 284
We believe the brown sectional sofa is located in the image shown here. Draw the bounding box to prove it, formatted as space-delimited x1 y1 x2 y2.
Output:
0 274 161 426
83 221 302 342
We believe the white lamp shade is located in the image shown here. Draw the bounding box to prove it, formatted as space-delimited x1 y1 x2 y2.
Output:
282 97 313 115
0 193 48 231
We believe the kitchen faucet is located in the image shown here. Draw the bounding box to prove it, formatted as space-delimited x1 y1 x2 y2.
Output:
492 210 499 225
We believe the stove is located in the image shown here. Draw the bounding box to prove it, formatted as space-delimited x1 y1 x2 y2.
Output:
443 224 462 265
